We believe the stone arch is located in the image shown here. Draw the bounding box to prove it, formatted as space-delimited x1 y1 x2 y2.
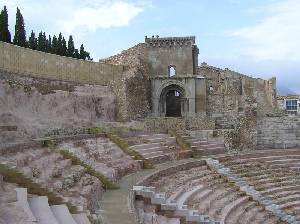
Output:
158 84 187 117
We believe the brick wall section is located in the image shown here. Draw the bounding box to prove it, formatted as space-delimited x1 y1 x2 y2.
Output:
0 41 124 85
257 116 300 149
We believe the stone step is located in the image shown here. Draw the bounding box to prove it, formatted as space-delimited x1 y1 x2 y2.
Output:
134 146 169 154
191 142 224 148
142 150 165 158
219 149 300 163
129 142 161 150
15 188 37 222
220 196 250 224
146 153 173 164
273 194 300 205
28 196 59 224
50 204 77 224
193 147 226 156
176 185 204 208
261 185 300 196
267 190 300 199
279 200 300 210
72 213 91 224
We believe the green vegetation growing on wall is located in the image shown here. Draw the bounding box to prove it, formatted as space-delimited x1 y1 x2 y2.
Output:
58 149 119 190
0 164 78 213
87 126 154 169
168 129 191 151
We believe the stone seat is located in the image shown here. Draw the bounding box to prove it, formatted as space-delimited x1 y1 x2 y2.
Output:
15 188 37 222
129 142 161 150
50 204 77 224
219 149 300 163
219 196 250 224
134 146 169 153
28 196 59 224
72 213 91 224
261 185 300 196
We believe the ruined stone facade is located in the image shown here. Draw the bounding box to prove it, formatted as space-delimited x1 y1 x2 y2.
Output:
145 36 276 121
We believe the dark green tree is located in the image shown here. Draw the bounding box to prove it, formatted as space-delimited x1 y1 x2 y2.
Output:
52 35 58 54
74 49 80 59
67 35 74 57
28 30 37 49
57 32 63 55
37 31 44 51
46 35 52 53
0 6 11 43
79 44 85 59
61 37 67 56
13 7 27 47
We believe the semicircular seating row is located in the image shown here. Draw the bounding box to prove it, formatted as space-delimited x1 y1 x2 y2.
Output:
136 160 281 224
0 175 91 224
218 148 300 221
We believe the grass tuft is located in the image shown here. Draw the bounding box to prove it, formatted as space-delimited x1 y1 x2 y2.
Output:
58 150 119 189
0 164 77 213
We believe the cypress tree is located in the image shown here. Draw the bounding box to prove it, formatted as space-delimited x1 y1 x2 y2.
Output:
57 32 63 55
28 30 37 49
79 44 85 59
37 31 43 51
52 35 58 54
67 35 74 57
74 49 80 59
13 7 27 47
47 35 52 53
42 32 47 51
62 37 67 56
0 6 11 43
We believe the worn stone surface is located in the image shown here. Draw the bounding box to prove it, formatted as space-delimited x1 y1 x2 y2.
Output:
0 78 116 144
58 137 141 181
0 146 104 212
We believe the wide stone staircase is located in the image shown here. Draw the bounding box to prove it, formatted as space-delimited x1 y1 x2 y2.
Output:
0 175 91 224
182 135 226 156
127 133 179 163
219 149 300 221
135 160 279 223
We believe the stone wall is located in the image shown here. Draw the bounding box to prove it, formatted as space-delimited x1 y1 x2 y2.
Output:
0 41 124 85
257 116 300 149
199 63 277 119
144 117 215 132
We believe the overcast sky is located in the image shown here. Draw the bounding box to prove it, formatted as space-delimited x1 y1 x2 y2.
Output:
1 0 299 95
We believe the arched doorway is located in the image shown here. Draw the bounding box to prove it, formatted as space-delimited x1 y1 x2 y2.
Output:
166 90 182 117
159 84 186 117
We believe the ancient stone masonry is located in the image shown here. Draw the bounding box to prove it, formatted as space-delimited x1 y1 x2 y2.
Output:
257 115 300 149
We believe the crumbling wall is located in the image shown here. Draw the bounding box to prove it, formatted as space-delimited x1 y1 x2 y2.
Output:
257 116 300 149
101 44 151 120
0 73 116 144
199 63 276 121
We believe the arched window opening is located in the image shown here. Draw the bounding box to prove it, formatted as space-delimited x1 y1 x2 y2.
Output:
169 65 176 77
